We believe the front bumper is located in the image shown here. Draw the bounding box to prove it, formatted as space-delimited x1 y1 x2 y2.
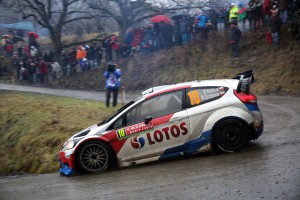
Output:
59 151 75 176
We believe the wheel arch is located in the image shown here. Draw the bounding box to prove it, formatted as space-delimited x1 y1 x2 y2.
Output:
202 107 253 137
73 137 117 170
211 116 250 136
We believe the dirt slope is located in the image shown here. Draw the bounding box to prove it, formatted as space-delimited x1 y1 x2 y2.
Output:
49 26 300 96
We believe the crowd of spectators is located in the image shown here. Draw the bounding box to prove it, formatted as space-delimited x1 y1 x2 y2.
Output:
0 0 299 83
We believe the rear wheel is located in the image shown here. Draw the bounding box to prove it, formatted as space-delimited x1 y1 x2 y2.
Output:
75 141 113 173
212 119 250 153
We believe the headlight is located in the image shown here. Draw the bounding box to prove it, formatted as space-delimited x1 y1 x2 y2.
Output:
62 140 75 151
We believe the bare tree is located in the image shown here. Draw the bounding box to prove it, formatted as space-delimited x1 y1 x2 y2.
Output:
86 0 207 41
86 0 161 41
9 0 107 61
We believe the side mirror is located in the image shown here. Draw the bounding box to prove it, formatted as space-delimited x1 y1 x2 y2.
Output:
144 116 153 125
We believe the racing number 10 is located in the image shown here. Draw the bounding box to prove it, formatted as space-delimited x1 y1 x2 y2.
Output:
117 129 126 138
187 90 201 106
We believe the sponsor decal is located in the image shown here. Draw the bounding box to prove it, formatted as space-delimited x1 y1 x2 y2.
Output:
146 122 188 145
188 87 225 106
117 122 154 139
200 88 220 101
130 122 188 149
130 136 145 149
218 87 226 96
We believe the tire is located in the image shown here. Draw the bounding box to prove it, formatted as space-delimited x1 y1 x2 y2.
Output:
212 119 250 153
75 141 113 173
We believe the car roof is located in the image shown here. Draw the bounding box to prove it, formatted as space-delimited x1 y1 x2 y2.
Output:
143 79 236 99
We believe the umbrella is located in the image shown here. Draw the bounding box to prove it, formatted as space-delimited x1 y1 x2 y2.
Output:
150 15 171 23
1 34 11 39
12 36 24 43
28 32 39 39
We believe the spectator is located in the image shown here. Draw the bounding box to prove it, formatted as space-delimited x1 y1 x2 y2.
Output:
179 17 188 45
208 9 218 30
12 54 20 80
217 7 226 36
82 58 91 71
51 62 62 80
229 22 242 60
28 59 37 83
61 51 69 76
254 0 263 30
271 4 279 17
76 46 87 72
270 14 282 44
197 11 210 39
289 0 300 17
92 42 102 67
102 37 112 62
38 57 48 84
278 0 290 23
247 1 257 31
103 63 122 108
20 62 29 82
86 44 95 67
4 39 13 57
238 3 247 31
28 35 39 48
263 0 272 27
229 3 239 23
29 46 38 59
68 48 77 75
110 36 120 61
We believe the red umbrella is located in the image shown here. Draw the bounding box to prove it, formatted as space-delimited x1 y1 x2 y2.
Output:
28 32 39 39
150 15 171 23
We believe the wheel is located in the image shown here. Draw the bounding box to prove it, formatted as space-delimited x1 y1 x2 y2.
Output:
75 141 113 173
212 119 250 153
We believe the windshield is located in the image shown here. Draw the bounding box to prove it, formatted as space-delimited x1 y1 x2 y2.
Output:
97 100 136 126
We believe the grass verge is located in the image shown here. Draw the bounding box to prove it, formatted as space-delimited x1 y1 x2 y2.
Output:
0 91 120 174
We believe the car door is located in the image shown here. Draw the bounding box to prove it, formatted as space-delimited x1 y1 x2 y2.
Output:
115 90 190 162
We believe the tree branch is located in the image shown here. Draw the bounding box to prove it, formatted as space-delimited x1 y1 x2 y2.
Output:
62 32 111 48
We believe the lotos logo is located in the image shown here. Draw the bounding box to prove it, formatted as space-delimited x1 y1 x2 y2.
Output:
147 122 188 145
130 136 145 149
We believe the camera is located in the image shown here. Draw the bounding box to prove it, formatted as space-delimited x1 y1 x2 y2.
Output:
107 64 116 72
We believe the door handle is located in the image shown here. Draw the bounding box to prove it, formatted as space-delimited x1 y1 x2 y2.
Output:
170 116 183 122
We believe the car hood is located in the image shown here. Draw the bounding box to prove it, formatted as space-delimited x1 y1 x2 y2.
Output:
72 123 107 139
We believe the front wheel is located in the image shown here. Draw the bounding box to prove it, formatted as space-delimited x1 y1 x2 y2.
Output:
212 119 250 153
75 141 113 173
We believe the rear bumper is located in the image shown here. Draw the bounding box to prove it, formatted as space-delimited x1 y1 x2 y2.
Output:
249 120 264 140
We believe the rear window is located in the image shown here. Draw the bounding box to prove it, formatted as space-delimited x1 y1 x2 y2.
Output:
186 87 228 108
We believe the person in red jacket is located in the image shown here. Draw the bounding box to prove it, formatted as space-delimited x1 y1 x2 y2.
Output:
38 57 48 84
263 0 272 26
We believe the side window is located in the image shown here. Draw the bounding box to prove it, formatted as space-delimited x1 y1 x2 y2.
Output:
126 90 183 126
109 116 123 130
186 87 228 108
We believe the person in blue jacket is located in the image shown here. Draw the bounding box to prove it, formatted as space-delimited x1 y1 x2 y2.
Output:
197 11 210 39
103 63 122 107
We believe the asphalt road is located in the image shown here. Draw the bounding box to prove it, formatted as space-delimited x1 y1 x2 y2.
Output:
0 84 299 200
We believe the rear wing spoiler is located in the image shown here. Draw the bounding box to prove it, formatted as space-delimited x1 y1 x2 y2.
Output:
232 70 255 94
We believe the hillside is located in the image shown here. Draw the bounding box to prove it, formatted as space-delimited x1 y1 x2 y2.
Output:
36 27 300 96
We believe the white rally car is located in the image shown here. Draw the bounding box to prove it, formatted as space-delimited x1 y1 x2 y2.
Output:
59 70 263 176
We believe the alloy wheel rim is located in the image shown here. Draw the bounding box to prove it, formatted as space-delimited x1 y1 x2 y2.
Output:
80 144 108 172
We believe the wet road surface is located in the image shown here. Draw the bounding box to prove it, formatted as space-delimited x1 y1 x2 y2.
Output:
0 85 299 200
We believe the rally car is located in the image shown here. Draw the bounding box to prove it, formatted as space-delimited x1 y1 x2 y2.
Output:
59 70 263 176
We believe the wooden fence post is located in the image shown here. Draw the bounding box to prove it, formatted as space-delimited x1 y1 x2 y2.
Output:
121 86 125 105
